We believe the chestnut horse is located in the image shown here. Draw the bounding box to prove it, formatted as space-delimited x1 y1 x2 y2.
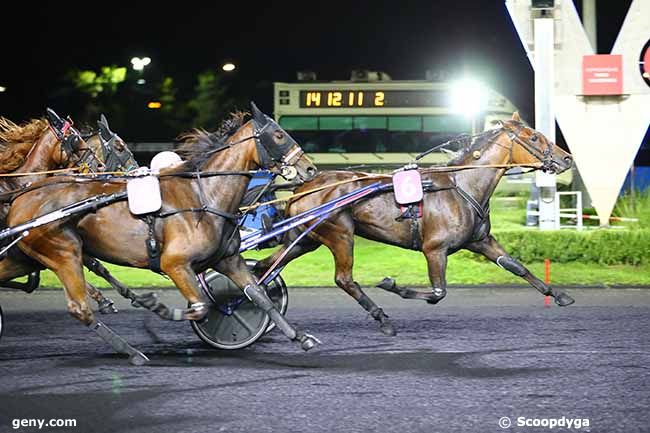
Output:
255 113 574 336
0 109 106 288
0 111 138 313
6 104 318 364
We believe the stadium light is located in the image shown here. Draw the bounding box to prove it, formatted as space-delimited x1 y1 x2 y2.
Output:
449 78 488 117
147 101 162 109
222 62 236 72
131 57 152 72
0 86 6 93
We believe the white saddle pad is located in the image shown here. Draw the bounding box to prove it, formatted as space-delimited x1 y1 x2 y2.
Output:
127 167 162 215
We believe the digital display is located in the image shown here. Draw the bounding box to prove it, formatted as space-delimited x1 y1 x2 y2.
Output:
299 90 448 108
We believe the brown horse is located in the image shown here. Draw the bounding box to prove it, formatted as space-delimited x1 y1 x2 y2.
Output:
255 113 574 336
6 104 318 364
0 111 137 313
0 110 106 287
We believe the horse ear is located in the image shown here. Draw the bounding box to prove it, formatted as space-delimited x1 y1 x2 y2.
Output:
250 102 267 126
46 107 65 130
511 112 522 122
97 114 113 141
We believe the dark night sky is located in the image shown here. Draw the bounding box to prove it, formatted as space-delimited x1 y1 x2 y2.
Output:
0 0 633 134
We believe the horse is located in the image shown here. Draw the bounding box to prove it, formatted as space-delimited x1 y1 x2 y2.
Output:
5 103 319 364
254 113 574 336
0 110 138 314
0 109 106 288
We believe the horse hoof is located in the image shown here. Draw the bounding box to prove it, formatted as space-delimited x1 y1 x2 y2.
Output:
299 333 321 352
426 289 447 304
129 352 150 366
376 277 397 291
98 300 118 314
380 321 397 336
555 292 575 307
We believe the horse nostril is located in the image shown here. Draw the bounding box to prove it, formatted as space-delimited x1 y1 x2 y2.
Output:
564 156 573 165
307 167 316 175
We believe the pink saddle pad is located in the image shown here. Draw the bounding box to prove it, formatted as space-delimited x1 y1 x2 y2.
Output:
392 169 423 205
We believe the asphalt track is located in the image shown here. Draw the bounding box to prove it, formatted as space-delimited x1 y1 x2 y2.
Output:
0 287 649 433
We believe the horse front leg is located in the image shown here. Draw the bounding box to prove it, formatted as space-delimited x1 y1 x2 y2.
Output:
376 247 448 305
465 235 575 306
20 236 148 365
216 253 320 351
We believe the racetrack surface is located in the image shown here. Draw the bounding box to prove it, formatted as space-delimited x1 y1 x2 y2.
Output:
0 288 649 433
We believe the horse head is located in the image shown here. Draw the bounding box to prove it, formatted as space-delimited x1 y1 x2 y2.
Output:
94 114 139 172
499 112 573 174
44 108 106 173
250 102 317 182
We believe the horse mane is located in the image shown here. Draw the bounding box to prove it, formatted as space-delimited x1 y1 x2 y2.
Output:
174 111 249 171
446 126 505 166
0 117 49 173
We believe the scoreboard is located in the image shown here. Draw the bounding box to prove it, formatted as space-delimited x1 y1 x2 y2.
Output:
299 90 448 108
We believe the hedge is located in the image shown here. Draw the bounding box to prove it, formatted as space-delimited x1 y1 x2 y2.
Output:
489 229 650 265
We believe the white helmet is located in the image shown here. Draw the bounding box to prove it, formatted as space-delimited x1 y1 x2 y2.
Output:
151 151 182 171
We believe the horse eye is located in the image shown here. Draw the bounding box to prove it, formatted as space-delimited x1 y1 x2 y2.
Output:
274 131 284 140
531 134 538 142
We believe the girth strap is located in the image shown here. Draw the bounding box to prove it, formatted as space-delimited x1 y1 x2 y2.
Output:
143 215 162 273
454 186 487 220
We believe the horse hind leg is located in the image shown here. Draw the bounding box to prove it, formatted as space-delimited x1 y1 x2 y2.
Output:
85 282 118 314
83 256 178 320
216 253 320 351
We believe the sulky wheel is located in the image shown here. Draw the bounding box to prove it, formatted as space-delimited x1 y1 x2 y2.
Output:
0 303 4 343
191 260 288 350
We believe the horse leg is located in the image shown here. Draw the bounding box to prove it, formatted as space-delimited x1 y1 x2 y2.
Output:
307 222 397 336
85 282 118 314
83 256 177 320
21 240 148 365
465 235 575 306
216 253 320 351
375 247 448 304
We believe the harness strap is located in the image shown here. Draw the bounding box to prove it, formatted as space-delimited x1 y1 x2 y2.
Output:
454 186 487 220
158 207 239 220
143 215 162 273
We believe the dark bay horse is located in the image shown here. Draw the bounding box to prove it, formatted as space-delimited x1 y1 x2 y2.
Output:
255 113 574 336
6 104 318 364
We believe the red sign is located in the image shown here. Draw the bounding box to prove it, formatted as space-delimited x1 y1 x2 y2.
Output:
582 55 623 95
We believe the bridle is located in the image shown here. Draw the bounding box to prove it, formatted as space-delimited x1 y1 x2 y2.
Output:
200 119 309 181
47 120 106 173
98 132 139 172
501 122 555 171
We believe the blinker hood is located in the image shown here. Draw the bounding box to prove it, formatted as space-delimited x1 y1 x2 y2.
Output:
250 102 298 162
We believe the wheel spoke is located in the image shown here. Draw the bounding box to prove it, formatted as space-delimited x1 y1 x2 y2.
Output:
232 311 255 336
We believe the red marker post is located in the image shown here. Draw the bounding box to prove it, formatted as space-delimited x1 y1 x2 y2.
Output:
544 258 551 307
